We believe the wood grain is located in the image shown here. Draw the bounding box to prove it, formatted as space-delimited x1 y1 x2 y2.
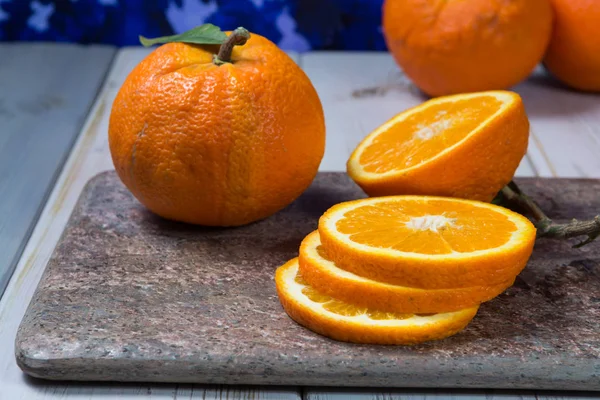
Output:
304 388 600 400
305 388 535 400
0 43 115 298
513 67 600 178
13 381 301 399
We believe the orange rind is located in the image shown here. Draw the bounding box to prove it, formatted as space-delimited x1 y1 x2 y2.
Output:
275 259 479 345
299 231 514 313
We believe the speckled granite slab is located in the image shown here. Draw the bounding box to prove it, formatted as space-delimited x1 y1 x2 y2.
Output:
15 171 600 390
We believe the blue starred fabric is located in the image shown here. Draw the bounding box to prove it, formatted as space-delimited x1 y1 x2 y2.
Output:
0 0 387 51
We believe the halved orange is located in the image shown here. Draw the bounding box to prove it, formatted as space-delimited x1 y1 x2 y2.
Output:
275 258 478 345
347 90 529 202
298 230 514 313
318 196 536 289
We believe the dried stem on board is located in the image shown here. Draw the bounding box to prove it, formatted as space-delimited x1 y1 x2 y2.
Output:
499 181 600 248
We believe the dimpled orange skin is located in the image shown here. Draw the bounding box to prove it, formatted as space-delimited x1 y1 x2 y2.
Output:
108 33 325 226
382 0 553 97
544 0 600 92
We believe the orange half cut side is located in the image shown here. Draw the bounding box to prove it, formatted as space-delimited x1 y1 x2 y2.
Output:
347 90 529 202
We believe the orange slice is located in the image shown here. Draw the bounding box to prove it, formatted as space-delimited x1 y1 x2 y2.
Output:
299 230 514 313
347 90 529 202
275 258 478 345
318 196 536 289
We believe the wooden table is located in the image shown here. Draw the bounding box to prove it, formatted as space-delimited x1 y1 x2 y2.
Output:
1 43 599 400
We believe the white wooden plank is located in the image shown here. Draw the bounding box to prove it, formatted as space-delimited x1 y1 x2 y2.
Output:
303 388 537 400
304 388 600 400
515 154 537 178
301 52 421 173
196 386 301 399
513 67 600 178
0 43 115 298
300 52 537 177
536 393 600 400
524 129 556 178
0 46 299 400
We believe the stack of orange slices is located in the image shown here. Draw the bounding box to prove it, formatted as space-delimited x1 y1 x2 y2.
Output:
275 91 536 345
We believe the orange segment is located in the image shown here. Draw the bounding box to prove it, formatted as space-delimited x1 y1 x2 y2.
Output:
299 231 514 313
318 196 536 289
276 259 479 345
347 91 529 202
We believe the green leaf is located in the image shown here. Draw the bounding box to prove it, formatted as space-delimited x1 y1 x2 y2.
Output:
139 24 228 47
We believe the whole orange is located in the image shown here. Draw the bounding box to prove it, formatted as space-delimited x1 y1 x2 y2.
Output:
382 0 554 97
543 0 600 92
109 29 325 226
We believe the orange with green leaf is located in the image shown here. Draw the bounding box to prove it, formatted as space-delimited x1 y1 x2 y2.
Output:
109 25 325 227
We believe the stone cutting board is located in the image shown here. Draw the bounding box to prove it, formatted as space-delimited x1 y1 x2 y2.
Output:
15 171 600 390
